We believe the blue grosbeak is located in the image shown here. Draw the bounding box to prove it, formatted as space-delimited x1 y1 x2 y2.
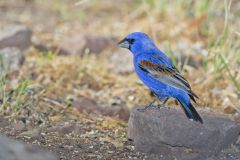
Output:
118 32 203 123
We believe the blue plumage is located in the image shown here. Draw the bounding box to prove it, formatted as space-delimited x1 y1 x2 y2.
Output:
118 32 203 123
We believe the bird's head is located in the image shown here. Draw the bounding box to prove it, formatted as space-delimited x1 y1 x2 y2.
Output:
118 32 156 54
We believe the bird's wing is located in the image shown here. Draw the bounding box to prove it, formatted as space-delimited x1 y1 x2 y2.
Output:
138 60 198 101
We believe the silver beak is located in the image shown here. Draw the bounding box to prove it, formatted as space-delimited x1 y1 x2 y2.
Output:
118 39 130 49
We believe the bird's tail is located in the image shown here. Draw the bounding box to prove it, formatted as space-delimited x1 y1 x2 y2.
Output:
176 94 203 124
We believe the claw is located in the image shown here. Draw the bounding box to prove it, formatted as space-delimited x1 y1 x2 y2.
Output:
158 105 170 110
137 100 156 112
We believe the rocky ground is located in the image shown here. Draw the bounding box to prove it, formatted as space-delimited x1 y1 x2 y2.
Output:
0 113 145 160
0 0 240 160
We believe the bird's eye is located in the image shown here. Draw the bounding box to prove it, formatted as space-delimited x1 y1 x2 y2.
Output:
128 38 135 44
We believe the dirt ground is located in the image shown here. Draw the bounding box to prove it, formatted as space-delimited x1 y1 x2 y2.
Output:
0 112 146 160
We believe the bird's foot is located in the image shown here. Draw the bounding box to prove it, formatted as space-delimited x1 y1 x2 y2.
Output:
157 105 170 110
137 101 156 112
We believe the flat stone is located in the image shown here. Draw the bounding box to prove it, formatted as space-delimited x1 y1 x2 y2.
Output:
0 25 32 50
0 135 57 160
128 107 240 160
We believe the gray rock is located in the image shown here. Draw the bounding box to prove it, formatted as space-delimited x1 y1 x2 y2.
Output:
0 135 57 160
58 34 116 55
0 25 32 73
128 107 240 160
0 47 24 72
109 48 134 74
0 25 32 50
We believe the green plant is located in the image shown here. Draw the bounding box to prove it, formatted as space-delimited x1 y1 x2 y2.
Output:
14 79 29 110
40 51 56 61
0 72 6 108
39 51 56 67
79 50 90 73
0 53 7 109
206 0 240 91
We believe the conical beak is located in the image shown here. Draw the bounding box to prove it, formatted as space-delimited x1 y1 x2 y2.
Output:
118 39 130 49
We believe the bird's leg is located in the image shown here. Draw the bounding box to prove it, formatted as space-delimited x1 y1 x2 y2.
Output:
162 98 169 105
158 98 170 109
137 99 156 112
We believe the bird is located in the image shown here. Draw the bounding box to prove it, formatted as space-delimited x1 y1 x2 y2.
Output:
118 32 203 123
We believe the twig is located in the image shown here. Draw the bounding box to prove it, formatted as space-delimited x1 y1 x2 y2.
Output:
219 54 240 91
41 97 66 108
75 0 89 6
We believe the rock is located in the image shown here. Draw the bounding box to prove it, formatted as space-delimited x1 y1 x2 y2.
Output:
58 34 116 55
0 135 57 160
128 107 240 160
0 25 32 50
72 97 130 121
102 104 130 121
72 97 101 115
0 47 25 72
32 36 49 52
0 25 32 73
109 49 134 74
224 106 237 114
84 35 116 54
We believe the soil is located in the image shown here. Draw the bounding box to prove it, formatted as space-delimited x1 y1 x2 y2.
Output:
0 112 146 160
